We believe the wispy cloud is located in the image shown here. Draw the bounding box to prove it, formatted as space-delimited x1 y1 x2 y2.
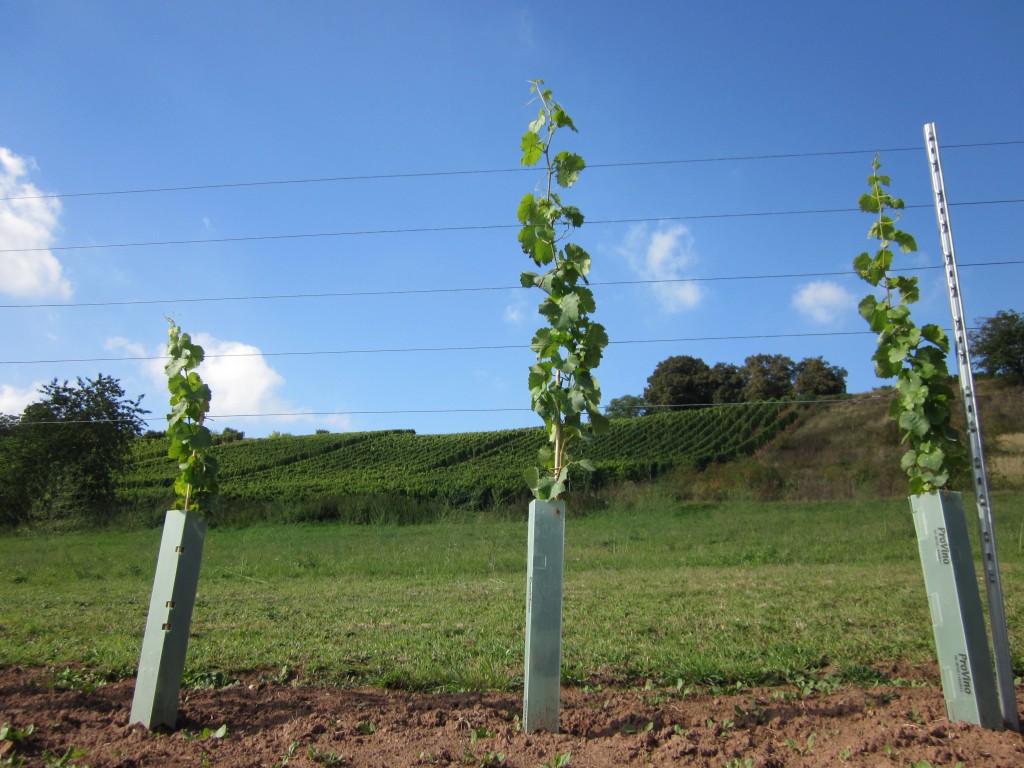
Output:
616 223 703 312
105 337 148 359
0 148 71 298
503 291 529 324
516 8 535 48
791 281 857 324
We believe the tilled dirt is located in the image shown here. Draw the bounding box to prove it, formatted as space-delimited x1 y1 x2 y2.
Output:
2 665 1024 767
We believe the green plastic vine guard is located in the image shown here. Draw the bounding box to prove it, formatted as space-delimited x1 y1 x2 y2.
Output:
909 492 1001 729
523 499 565 733
130 508 207 729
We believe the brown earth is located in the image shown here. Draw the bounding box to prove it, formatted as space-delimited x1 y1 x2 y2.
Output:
3 666 1024 767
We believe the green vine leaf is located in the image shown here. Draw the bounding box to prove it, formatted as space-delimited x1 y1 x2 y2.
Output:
164 318 218 513
854 155 965 495
518 81 607 501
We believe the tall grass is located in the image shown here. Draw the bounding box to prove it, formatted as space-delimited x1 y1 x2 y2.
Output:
2 490 1023 690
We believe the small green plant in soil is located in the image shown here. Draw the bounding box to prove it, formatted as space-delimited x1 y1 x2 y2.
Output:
468 726 495 744
181 724 228 742
40 746 89 768
355 721 377 736
518 80 608 500
50 668 105 693
785 731 817 756
854 156 965 494
463 750 506 767
1 722 35 765
305 746 345 765
182 669 238 689
0 724 34 744
273 741 300 768
537 753 570 768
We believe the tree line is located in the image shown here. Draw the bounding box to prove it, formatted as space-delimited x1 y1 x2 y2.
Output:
607 309 1024 417
606 353 848 417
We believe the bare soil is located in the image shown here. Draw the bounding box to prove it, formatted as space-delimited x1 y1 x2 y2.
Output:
3 665 1024 767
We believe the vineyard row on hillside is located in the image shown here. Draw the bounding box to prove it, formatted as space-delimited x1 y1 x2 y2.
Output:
118 403 797 522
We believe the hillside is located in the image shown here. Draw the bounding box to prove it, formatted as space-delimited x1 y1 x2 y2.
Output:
670 379 1024 502
118 401 795 523
117 381 1024 523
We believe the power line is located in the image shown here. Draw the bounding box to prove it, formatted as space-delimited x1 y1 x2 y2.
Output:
2 259 1020 310
2 397 872 428
15 384 1010 427
8 397 933 428
198 398 856 422
4 140 1022 202
2 198 1022 255
0 330 892 366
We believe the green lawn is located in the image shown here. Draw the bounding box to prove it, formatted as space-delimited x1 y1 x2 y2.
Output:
3 490 1023 690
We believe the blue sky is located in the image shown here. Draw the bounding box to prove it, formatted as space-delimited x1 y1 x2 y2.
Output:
1 2 1022 437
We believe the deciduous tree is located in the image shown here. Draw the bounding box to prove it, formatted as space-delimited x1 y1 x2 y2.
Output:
706 362 747 404
969 309 1024 382
794 356 847 398
741 354 795 401
605 394 646 418
643 355 713 410
7 375 147 526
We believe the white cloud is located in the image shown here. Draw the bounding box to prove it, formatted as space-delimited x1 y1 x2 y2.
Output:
187 334 287 418
616 223 703 312
791 281 857 324
0 148 71 298
123 331 353 435
0 382 43 415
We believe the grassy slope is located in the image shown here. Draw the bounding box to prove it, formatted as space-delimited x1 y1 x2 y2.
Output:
671 380 1024 502
5 491 1024 689
117 402 796 520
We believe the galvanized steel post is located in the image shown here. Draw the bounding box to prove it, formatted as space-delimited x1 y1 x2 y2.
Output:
924 123 1018 730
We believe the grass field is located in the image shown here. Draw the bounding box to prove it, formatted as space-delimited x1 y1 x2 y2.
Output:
3 488 1024 692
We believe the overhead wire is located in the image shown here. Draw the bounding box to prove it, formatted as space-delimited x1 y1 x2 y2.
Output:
1 140 1019 425
6 393 893 426
1 259 1020 310
0 329 953 366
3 139 1022 202
2 199 1022 255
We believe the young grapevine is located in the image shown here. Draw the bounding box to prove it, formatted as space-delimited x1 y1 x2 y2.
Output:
165 319 218 511
853 155 965 494
517 81 608 500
